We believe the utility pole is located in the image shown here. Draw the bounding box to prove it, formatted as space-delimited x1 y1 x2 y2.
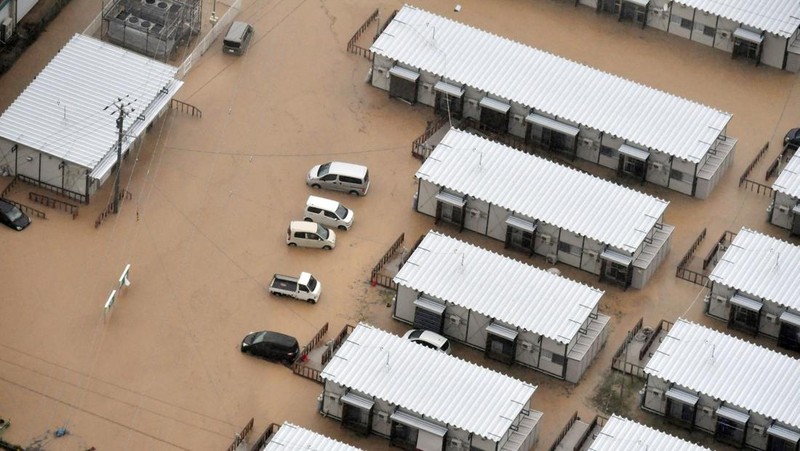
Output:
104 98 134 214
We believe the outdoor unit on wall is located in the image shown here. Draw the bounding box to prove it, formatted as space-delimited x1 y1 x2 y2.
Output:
585 250 599 260
753 425 766 436
650 388 663 397
377 411 390 422
582 138 593 147
652 162 664 171
701 406 713 415
765 313 778 324
467 98 478 106
449 314 462 325
715 295 728 304
469 208 480 217
520 340 533 351
539 234 552 244
546 254 558 264
778 205 790 214
0 18 12 43
513 114 524 123
422 83 432 91
449 438 463 448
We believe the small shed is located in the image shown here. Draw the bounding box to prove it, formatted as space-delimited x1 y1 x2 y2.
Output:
706 227 800 353
319 323 542 451
0 34 182 203
642 319 800 451
414 128 673 289
393 230 609 382
370 5 736 198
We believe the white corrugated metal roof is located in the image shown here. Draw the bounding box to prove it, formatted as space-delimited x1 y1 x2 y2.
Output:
371 5 731 163
588 415 711 450
676 0 800 38
394 231 604 344
321 323 537 441
709 228 800 311
262 422 362 451
415 129 669 252
0 34 182 178
644 319 800 429
772 152 800 198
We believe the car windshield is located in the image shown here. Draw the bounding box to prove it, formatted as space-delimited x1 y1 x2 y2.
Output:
316 224 329 239
306 276 317 291
409 330 424 339
318 162 331 176
6 207 22 221
335 205 349 218
440 341 450 352
251 332 268 343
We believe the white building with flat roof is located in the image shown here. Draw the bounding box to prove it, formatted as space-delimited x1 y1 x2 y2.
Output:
370 5 736 198
414 129 673 289
642 319 800 450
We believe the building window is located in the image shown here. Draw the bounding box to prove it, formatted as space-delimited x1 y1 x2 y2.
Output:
670 169 691 182
623 157 646 177
390 421 419 450
600 145 617 157
550 352 566 366
767 425 800 451
728 304 760 335
558 241 580 256
680 18 693 29
485 323 517 365
767 436 798 451
778 319 800 352
667 399 694 426
715 416 747 447
480 108 508 133
342 403 371 435
605 262 629 285
507 227 534 252
703 25 715 37
440 203 462 224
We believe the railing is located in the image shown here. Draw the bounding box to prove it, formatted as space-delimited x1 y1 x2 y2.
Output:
299 322 328 362
176 0 242 79
411 116 450 160
676 228 709 286
249 423 280 451
29 192 79 219
291 363 322 384
702 230 736 270
1 175 19 198
94 190 133 228
170 99 202 118
740 178 773 196
4 198 46 219
639 319 672 361
321 324 354 367
225 417 254 451
738 141 769 187
548 411 578 451
611 318 642 373
346 8 379 60
17 174 87 204
369 233 405 289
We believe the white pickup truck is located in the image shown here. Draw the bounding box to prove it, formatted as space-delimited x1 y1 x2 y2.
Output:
268 272 321 303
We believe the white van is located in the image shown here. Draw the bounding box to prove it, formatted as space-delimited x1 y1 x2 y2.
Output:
286 221 336 249
303 196 354 230
306 161 370 196
222 21 254 55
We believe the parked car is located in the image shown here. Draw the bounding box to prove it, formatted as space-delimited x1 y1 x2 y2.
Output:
785 128 800 150
303 195 354 230
240 330 300 365
268 272 321 303
306 161 370 196
286 221 336 249
222 21 254 55
0 199 31 231
402 329 452 355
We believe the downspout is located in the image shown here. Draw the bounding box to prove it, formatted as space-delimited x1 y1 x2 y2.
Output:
12 144 17 175
691 160 698 197
485 203 491 236
85 170 91 204
561 342 568 380
596 132 604 164
689 8 696 40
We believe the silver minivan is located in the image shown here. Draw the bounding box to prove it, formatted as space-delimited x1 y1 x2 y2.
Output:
303 196 354 230
306 161 370 196
222 21 254 55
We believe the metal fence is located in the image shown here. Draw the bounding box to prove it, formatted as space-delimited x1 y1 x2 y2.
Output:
224 417 253 451
675 228 709 286
346 9 379 59
369 233 405 289
176 0 242 80
29 192 79 219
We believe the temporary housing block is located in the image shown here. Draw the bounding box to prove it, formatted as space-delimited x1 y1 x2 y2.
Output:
771 151 800 234
706 227 800 353
585 415 711 450
393 230 609 382
370 5 736 198
642 319 800 450
591 0 800 71
257 422 362 451
319 323 542 451
0 34 182 203
414 129 673 289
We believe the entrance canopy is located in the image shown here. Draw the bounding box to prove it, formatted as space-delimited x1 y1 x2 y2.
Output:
525 114 579 137
619 143 650 161
734 27 764 44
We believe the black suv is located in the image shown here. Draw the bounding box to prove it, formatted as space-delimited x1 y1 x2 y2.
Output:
785 128 800 150
240 331 300 365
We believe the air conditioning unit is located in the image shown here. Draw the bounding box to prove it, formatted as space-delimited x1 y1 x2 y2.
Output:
652 162 664 171
650 388 663 398
778 205 790 214
546 253 558 264
449 314 462 325
753 424 766 436
585 250 599 260
582 138 593 147
701 406 713 415
469 208 480 217
720 30 730 39
539 234 552 244
715 295 728 304
520 340 533 351
377 411 390 422
765 313 778 324
513 114 524 123
449 438 463 448
0 17 12 42
422 83 433 91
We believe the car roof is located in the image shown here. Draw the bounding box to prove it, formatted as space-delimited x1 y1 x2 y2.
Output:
290 220 324 233
0 199 14 212
260 331 298 348
411 330 448 347
327 161 368 177
306 195 341 210
226 21 251 38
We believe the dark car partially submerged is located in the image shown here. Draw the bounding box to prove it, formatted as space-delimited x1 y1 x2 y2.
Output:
0 199 31 231
240 330 300 365
785 128 800 150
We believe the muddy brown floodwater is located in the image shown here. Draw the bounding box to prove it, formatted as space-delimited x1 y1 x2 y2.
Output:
0 0 798 450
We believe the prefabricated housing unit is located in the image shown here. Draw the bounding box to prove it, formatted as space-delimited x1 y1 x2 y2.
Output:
706 228 800 353
370 5 736 199
589 0 800 72
257 422 362 451
392 231 610 383
584 415 712 450
319 323 542 451
771 151 800 234
642 319 800 451
414 129 673 289
0 34 182 204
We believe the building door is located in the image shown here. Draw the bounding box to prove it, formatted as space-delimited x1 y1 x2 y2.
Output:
733 38 761 63
598 0 621 14
777 316 800 352
791 212 800 236
435 92 463 119
390 422 418 451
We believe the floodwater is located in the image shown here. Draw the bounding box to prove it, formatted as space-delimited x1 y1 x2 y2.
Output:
0 0 798 449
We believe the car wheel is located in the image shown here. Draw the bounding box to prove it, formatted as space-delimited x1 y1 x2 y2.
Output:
349 190 360 196
288 243 297 247
323 245 332 250
338 225 347 230
311 184 321 189
307 298 316 304
303 217 313 222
